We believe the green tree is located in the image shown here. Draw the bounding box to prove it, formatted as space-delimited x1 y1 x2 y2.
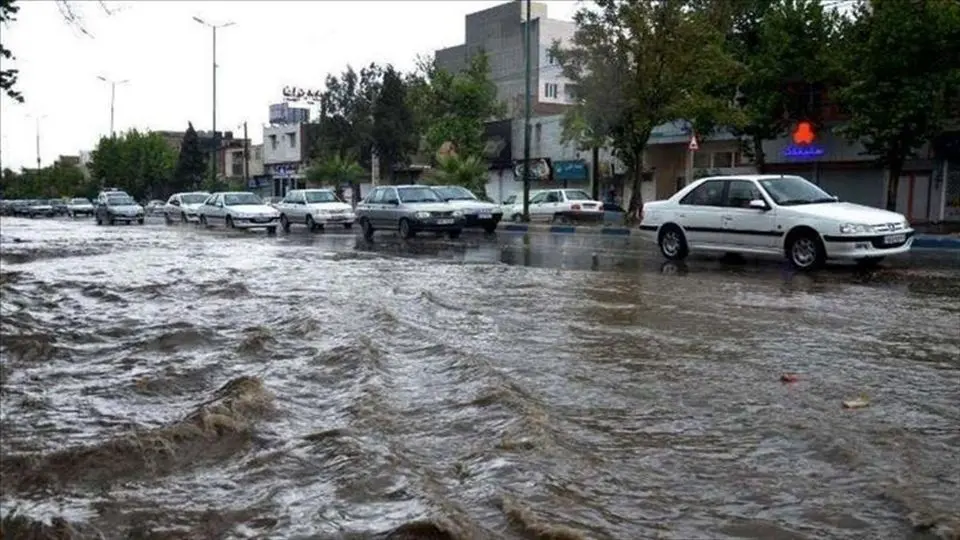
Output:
89 130 176 200
305 154 365 203
423 154 488 195
0 0 22 103
0 163 92 198
313 64 381 168
555 0 742 219
413 53 505 159
836 0 960 211
372 65 418 181
174 122 207 192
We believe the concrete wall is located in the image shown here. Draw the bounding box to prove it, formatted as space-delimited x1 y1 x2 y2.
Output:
262 124 304 165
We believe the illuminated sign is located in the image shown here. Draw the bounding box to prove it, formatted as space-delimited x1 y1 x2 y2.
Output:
782 121 825 159
282 86 323 104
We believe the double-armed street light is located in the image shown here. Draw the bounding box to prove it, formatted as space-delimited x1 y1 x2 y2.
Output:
97 75 129 137
193 16 235 183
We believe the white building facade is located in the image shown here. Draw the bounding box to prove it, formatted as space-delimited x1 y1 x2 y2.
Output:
262 123 308 197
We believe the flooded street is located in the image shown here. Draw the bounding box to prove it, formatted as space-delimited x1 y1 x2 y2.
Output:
2 216 959 539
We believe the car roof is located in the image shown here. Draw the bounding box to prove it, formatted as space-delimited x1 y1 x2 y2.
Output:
697 174 805 182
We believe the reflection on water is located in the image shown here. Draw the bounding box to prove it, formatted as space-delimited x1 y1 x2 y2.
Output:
1 217 959 539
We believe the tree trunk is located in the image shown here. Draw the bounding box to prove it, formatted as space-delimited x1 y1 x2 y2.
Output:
626 151 644 224
752 136 767 174
886 158 904 212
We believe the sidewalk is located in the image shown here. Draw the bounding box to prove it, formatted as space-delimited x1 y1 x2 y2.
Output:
497 223 960 250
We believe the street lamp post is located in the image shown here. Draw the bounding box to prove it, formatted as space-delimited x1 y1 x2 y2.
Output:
97 76 129 137
26 113 47 169
521 0 532 222
193 16 235 184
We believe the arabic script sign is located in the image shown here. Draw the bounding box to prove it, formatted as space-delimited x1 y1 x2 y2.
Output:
782 121 825 159
282 86 323 104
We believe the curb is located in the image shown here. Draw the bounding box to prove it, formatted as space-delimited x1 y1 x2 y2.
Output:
497 224 960 250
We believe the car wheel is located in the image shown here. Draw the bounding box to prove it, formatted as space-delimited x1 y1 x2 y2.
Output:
483 223 497 234
343 223 353 229
448 228 462 240
552 213 571 224
266 226 277 235
107 215 115 226
658 225 689 261
137 218 144 225
181 212 188 223
305 215 317 232
225 215 235 229
511 213 523 223
95 214 102 226
200 215 208 227
786 230 825 271
280 214 291 232
856 256 884 269
164 212 173 225
360 218 375 241
398 218 415 239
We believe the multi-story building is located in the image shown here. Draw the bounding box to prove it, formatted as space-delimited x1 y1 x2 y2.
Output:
262 123 308 197
435 1 576 118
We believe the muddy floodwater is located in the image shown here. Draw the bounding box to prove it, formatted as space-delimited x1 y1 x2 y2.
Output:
1 217 959 539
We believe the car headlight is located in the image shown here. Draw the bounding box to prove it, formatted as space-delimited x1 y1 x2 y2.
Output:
452 210 463 218
901 220 910 229
839 223 871 234
234 213 251 219
415 211 430 219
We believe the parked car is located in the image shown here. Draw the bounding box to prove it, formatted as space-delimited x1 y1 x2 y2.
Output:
95 190 144 225
50 199 69 216
356 185 465 240
145 199 166 215
639 174 915 270
197 192 280 233
8 200 31 217
504 188 603 223
163 191 211 224
430 185 502 233
66 197 95 218
262 196 283 209
24 199 55 218
276 188 355 232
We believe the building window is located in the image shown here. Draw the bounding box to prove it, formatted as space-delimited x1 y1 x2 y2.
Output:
546 50 556 65
713 151 735 168
269 135 278 150
544 83 558 99
287 132 297 148
232 163 244 177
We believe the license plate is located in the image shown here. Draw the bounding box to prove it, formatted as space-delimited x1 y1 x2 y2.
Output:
252 218 270 223
478 213 492 219
328 216 344 221
884 234 905 244
437 219 454 225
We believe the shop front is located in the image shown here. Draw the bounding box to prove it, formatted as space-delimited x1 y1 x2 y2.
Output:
934 131 960 223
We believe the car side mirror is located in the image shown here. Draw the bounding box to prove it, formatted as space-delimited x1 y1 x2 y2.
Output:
748 199 769 211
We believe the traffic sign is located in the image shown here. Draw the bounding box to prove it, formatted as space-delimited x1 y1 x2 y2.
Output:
688 135 699 151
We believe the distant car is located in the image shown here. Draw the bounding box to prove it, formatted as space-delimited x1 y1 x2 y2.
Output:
500 190 547 221
25 199 55 218
504 188 603 223
66 197 95 218
145 199 166 215
197 191 280 233
49 199 69 216
95 190 144 225
163 191 211 224
355 185 465 240
638 174 915 270
430 185 502 233
262 196 283 209
276 188 355 232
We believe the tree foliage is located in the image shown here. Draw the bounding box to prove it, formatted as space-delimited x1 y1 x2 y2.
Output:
0 0 22 103
423 154 488 195
173 123 207 193
555 0 742 217
89 130 177 200
305 153 365 202
836 0 960 210
372 65 418 178
0 162 95 198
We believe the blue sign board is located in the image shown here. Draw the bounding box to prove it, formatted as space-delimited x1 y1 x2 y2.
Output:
553 160 588 182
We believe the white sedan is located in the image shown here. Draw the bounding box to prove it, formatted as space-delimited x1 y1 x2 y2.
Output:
163 191 211 223
639 174 914 270
198 191 280 233
504 188 603 223
276 188 355 232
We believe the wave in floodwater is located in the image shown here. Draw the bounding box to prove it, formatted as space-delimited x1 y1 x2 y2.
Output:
1 217 960 539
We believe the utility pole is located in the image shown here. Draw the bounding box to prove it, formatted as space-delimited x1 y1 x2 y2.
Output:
242 121 250 185
193 16 235 184
27 114 46 169
521 0 532 222
97 76 129 137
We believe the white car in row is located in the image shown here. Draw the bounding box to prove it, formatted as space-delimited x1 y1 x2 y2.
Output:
163 191 211 223
197 191 280 233
502 188 604 223
639 174 914 270
276 189 355 232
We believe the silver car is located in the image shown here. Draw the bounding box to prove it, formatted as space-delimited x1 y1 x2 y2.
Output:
163 191 211 224
430 185 502 233
94 191 144 225
356 185 465 240
277 188 356 232
197 191 280 233
66 197 95 218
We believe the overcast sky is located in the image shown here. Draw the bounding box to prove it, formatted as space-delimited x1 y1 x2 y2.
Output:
0 0 578 170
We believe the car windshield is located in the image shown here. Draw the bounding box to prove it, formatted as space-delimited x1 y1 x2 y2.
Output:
181 194 209 204
397 187 441 203
759 176 837 206
503 195 516 205
107 195 135 205
71 198 90 204
305 190 337 203
564 190 592 201
223 193 262 206
434 186 476 201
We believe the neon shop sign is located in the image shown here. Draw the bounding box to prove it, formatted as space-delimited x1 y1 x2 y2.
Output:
782 121 825 158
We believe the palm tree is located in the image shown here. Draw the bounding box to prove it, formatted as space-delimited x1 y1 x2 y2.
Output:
306 154 365 204
427 154 488 196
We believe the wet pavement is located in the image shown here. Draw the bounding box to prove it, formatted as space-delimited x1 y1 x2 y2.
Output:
1 216 959 539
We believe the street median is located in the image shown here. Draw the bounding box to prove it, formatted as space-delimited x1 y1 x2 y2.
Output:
496 223 960 250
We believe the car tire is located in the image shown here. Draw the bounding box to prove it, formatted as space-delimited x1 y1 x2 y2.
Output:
95 214 102 226
181 212 188 223
280 214 291 232
658 225 689 261
786 230 825 271
226 215 235 229
398 218 415 239
164 213 173 225
483 223 497 234
448 228 462 240
137 218 144 225
266 226 277 235
552 213 571 224
107 215 115 226
856 256 884 269
200 215 208 227
343 223 353 229
360 218 375 241
305 215 317 232
511 213 523 223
